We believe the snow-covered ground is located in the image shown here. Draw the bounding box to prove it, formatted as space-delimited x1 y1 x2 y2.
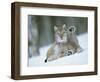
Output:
29 33 88 66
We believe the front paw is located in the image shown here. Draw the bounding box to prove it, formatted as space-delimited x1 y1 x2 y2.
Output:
67 50 73 56
64 50 73 56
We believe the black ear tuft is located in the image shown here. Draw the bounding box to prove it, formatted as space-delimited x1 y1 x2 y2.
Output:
68 26 76 33
69 28 73 32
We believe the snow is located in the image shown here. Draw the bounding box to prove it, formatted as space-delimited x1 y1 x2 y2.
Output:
29 33 88 66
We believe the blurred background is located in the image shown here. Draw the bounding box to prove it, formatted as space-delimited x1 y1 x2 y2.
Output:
28 15 88 58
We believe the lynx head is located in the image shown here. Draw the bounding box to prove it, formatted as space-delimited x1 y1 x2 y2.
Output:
54 24 67 39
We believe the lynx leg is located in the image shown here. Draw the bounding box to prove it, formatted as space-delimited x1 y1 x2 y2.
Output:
59 51 66 58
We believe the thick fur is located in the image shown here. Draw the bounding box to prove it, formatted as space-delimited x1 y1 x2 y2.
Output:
45 24 83 62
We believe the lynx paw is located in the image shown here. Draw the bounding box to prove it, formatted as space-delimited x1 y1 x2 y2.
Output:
64 50 73 56
67 50 73 56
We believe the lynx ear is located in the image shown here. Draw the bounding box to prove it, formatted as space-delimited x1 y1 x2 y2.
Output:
54 26 58 31
68 26 76 33
62 24 66 29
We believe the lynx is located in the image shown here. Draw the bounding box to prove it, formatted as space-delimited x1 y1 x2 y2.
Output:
45 24 82 63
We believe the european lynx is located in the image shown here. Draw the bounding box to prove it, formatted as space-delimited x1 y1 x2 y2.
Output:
45 24 82 62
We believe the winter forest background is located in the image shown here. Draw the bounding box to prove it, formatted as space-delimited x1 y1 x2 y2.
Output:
28 15 88 66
